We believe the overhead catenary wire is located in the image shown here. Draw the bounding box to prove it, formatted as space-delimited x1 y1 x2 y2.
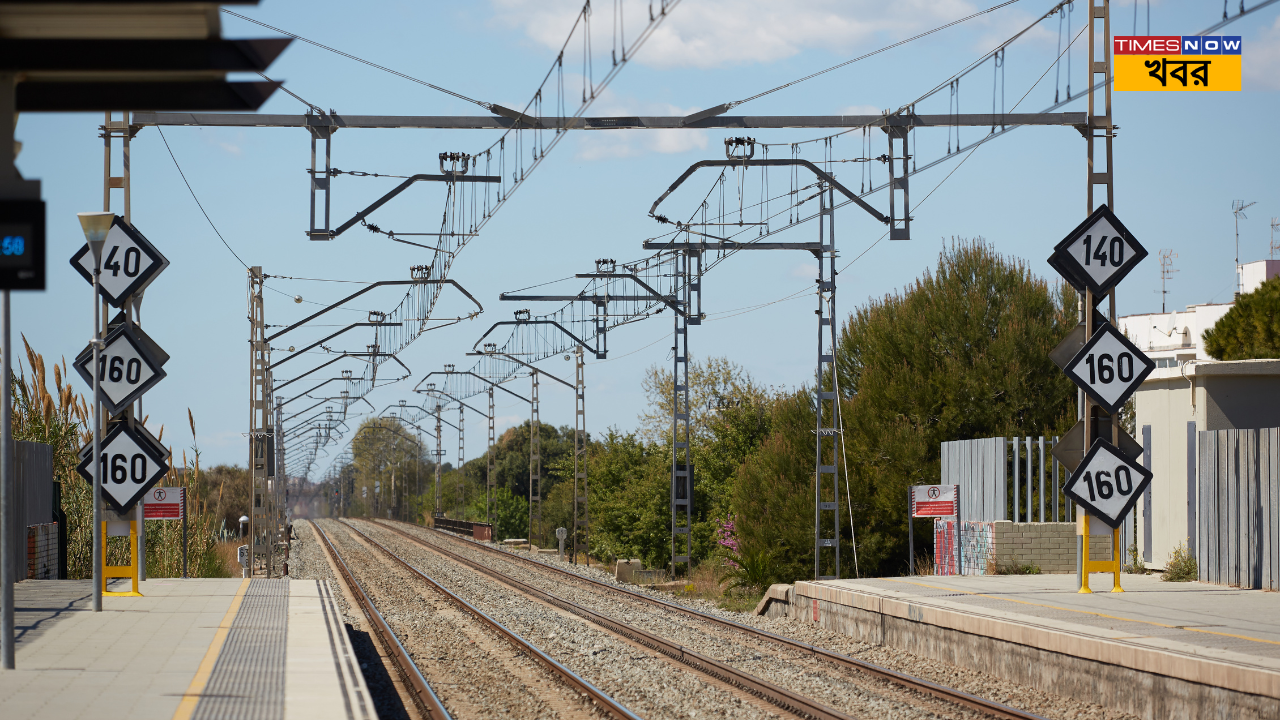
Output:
157 127 386 312
222 8 496 111
710 0 1025 115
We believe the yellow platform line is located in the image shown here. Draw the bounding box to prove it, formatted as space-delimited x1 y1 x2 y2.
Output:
877 577 1280 647
173 579 251 720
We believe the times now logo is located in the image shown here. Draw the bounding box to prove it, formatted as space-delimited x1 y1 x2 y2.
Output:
1114 35 1242 54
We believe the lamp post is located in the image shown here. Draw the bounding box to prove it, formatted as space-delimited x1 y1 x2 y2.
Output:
78 212 111 613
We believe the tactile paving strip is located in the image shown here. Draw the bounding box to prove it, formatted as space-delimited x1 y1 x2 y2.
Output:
193 579 290 720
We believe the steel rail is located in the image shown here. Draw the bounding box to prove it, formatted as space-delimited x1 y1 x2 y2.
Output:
310 521 453 720
358 520 860 720
333 521 643 720
383 519 1050 720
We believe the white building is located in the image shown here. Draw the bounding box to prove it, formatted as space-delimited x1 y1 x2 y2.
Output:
1118 259 1279 369
1116 259 1280 569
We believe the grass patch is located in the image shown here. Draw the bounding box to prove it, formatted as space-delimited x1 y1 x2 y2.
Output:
667 561 766 613
988 557 1041 575
1162 540 1197 582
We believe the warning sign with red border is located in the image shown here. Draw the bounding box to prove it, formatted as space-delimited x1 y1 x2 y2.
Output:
142 486 184 519
911 485 958 518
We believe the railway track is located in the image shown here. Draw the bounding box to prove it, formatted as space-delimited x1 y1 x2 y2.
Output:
313 521 452 720
372 518 1050 720
315 519 640 720
349 519 866 720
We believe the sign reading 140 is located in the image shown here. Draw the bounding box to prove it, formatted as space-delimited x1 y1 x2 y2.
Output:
1050 204 1148 295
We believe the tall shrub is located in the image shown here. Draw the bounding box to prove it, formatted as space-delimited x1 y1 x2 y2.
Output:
836 239 1078 575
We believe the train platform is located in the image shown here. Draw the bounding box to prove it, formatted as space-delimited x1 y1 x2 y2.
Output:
0 578 374 720
759 573 1280 719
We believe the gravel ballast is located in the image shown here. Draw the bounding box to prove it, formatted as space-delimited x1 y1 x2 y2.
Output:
380 519 1140 720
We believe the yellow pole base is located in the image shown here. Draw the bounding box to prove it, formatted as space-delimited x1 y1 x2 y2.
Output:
101 520 144 597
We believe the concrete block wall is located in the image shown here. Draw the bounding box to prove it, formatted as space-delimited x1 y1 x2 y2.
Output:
987 522 1117 573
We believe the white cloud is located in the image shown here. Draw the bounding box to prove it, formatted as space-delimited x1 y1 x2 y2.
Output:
572 86 709 160
791 262 819 278
491 0 983 70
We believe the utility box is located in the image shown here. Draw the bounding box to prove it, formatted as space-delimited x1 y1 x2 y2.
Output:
473 524 492 542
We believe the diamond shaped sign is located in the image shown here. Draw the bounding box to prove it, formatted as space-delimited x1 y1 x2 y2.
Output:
69 216 168 308
1062 438 1153 529
1048 204 1147 295
73 322 167 416
1064 321 1155 415
76 421 170 514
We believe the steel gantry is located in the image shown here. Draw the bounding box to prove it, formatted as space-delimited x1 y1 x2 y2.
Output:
421 369 529 525
463 346 578 553
468 318 595 561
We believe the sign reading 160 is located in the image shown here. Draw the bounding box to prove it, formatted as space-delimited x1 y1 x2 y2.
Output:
1079 466 1134 501
1084 351 1135 384
97 452 149 484
97 354 143 384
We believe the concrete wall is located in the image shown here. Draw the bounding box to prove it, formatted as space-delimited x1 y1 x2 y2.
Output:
771 587 1280 720
1135 360 1280 570
1134 373 1194 569
1204 374 1280 431
986 521 1116 573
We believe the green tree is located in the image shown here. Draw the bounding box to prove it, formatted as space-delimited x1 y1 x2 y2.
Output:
350 417 429 520
638 356 770 444
1203 275 1280 360
837 239 1078 575
466 485 528 541
731 240 1079 580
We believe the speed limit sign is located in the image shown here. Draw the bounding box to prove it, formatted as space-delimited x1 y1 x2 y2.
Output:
1063 321 1155 415
76 421 170 513
1062 438 1153 529
73 321 167 416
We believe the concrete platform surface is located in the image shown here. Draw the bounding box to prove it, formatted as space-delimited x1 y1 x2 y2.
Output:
0 578 373 720
796 573 1280 699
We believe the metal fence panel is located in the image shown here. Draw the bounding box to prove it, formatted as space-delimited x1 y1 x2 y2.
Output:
1261 428 1273 590
1272 428 1280 591
994 437 1008 523
1187 421 1198 558
1195 428 1280 588
1198 431 1209 582
1247 429 1259 589
1216 429 1227 585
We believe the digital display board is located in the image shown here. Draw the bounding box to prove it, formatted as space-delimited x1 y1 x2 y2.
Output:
0 200 44 290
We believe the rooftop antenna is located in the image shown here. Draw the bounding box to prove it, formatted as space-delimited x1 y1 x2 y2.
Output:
1271 217 1279 259
1232 200 1256 299
1158 250 1178 313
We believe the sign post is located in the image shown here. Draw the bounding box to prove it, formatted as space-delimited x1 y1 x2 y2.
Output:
143 487 186 577
1048 204 1150 594
908 485 959 576
72 213 168 599
1 198 45 669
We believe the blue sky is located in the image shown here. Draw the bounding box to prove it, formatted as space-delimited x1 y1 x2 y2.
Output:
14 0 1280 475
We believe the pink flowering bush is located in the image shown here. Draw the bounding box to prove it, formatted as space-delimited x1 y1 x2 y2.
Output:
714 514 740 568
